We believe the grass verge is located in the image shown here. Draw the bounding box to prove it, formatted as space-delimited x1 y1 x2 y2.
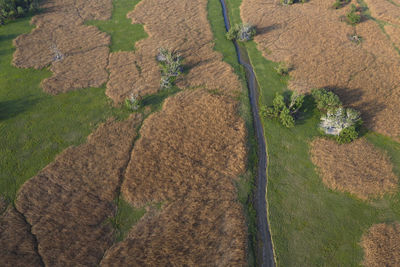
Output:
225 0 400 265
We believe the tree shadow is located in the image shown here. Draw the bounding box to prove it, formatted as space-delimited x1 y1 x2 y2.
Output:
0 33 19 43
295 94 317 124
0 97 39 121
256 24 281 35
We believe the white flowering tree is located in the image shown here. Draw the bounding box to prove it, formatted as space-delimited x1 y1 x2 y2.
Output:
320 107 361 135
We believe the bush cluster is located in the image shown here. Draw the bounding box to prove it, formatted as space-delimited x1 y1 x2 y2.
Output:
275 62 290 76
157 48 183 89
261 92 304 128
346 4 362 25
312 88 362 143
280 0 307 5
0 0 38 24
226 23 256 42
125 93 141 111
332 0 350 9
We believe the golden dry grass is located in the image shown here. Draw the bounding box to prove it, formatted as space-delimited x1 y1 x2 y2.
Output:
14 115 142 266
310 138 398 200
364 0 400 25
12 0 112 94
385 25 400 49
241 0 400 138
0 207 42 267
106 0 242 103
361 222 400 267
101 90 248 266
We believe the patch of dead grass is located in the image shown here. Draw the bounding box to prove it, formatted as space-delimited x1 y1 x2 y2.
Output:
106 0 242 103
361 222 400 267
12 0 112 94
14 115 142 266
364 0 400 25
0 207 42 267
100 90 247 265
310 138 398 200
241 0 400 138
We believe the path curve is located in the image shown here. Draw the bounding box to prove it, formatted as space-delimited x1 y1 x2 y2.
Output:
218 1 275 266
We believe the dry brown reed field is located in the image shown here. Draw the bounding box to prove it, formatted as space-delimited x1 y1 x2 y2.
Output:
2 0 251 265
0 207 42 266
241 0 400 138
361 222 400 267
310 138 397 200
5 115 142 266
106 0 242 103
12 0 112 94
101 90 248 266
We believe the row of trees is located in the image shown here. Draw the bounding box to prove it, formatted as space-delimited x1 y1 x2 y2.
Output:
0 0 38 24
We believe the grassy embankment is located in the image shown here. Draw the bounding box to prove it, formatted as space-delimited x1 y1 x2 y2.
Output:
0 0 171 240
223 0 400 265
208 0 258 265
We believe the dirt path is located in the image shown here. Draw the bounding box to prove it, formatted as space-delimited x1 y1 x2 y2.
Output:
219 0 275 266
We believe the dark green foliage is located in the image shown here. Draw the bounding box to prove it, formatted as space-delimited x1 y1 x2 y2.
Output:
262 92 304 128
311 88 342 112
281 0 308 5
336 126 359 144
346 4 362 25
124 93 141 111
0 0 38 23
226 23 256 42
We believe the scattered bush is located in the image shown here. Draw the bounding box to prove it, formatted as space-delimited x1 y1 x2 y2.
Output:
332 0 351 9
226 23 256 42
125 93 141 111
262 91 304 128
275 62 290 76
281 0 307 5
157 48 183 89
348 34 363 44
0 0 38 24
320 107 362 135
336 125 358 144
311 88 342 112
346 4 362 25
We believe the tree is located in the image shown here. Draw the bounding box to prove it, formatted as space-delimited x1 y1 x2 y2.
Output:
262 91 304 128
226 23 256 42
157 48 183 89
319 107 361 135
311 88 342 112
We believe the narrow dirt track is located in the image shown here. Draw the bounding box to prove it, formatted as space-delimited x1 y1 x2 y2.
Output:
219 0 275 266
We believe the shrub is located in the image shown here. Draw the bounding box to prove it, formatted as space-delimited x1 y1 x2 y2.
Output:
275 62 290 76
125 93 141 111
332 0 351 9
311 88 342 112
157 48 183 89
346 5 361 25
262 91 304 128
226 23 256 42
320 107 362 135
336 126 358 144
281 0 307 5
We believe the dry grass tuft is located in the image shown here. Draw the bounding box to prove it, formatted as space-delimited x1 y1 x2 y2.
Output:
241 0 400 138
100 90 247 265
361 222 400 267
0 207 42 267
310 138 398 199
14 114 142 266
12 0 112 94
106 0 242 103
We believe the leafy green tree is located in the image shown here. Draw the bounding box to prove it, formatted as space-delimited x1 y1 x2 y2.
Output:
157 48 183 89
262 91 304 128
311 88 342 112
336 126 358 144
